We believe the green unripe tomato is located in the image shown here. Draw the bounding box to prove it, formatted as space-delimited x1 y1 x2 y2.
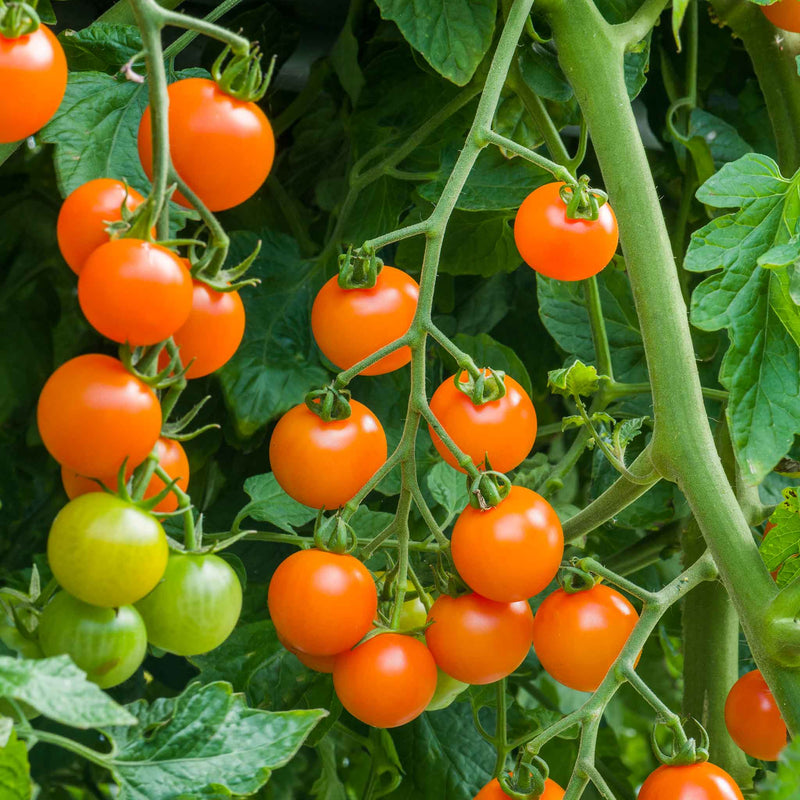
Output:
135 552 242 656
426 668 469 711
0 622 44 660
375 571 430 632
38 592 147 688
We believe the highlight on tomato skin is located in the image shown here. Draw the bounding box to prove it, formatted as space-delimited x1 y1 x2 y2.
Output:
724 669 787 761
637 762 745 800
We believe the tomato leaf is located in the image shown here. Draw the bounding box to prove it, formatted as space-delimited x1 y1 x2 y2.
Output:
59 23 143 73
217 231 329 440
427 461 469 517
374 0 496 87
757 736 800 798
100 681 325 800
548 360 601 399
0 728 31 800
238 473 317 532
687 153 800 483
761 489 800 574
0 656 136 728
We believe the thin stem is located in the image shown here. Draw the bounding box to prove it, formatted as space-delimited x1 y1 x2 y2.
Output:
18 729 111 769
130 450 159 501
576 558 657 604
584 276 613 380
158 7 248 53
408 478 450 549
155 464 196 549
389 486 412 629
484 130 574 183
162 0 247 61
494 678 509 776
361 221 431 254
333 334 411 388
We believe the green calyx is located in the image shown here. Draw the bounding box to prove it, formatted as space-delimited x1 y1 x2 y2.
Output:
305 385 352 422
651 719 710 768
313 511 357 554
497 756 549 799
0 1 41 39
119 341 191 389
212 43 273 103
455 367 507 405
558 561 599 594
337 247 384 289
559 174 608 221
468 469 511 510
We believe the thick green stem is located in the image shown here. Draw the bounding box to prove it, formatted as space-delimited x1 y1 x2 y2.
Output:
541 0 800 734
710 0 800 174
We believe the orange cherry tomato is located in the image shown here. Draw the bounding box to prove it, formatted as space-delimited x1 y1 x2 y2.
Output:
724 669 786 761
425 592 533 685
269 400 387 509
514 182 618 281
638 762 745 800
451 486 563 602
428 371 537 473
475 777 565 800
57 179 147 274
138 77 275 211
79 239 193 346
61 437 189 514
761 0 800 32
333 633 438 728
267 549 377 656
37 354 162 477
166 281 246 378
532 584 638 692
311 266 419 375
0 26 67 143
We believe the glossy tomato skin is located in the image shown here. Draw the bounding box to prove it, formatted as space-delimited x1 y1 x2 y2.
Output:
425 593 533 684
48 493 168 608
532 584 638 692
268 549 377 656
170 281 246 378
269 400 387 509
57 179 147 273
638 762 745 800
135 553 242 656
429 372 537 473
0 27 67 143
762 0 800 32
724 669 786 761
311 266 419 375
452 486 563 602
37 354 162 477
138 78 274 211
333 633 438 728
514 182 618 281
38 592 147 689
61 437 190 514
79 239 193 346
474 777 565 800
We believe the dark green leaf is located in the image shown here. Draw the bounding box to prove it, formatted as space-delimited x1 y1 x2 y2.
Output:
239 473 317 532
60 24 143 73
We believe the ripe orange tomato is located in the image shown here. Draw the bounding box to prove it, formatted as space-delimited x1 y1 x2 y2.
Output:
169 281 246 378
428 372 537 473
57 179 147 274
269 400 387 509
311 266 419 375
37 354 162 477
138 77 275 211
0 26 67 143
268 549 377 655
333 633 438 728
425 593 533 684
514 182 618 281
724 669 786 761
638 762 744 800
79 239 193 346
451 486 563 602
475 777 565 800
61 437 189 514
532 584 638 692
761 0 800 32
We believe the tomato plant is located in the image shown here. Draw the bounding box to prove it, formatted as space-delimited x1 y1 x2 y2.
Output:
531 584 639 692
332 632 438 728
135 552 242 656
0 26 66 143
637 763 745 800
38 592 147 689
47 493 168 608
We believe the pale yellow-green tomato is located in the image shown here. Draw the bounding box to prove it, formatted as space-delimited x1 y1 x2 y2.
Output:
375 572 430 632
426 669 469 711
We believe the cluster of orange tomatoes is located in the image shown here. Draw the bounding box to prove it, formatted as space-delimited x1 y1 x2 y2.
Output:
2 23 277 686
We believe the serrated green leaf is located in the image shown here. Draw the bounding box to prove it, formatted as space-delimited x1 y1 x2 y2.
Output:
548 360 601 398
238 473 317 532
217 231 329 439
375 0 496 86
759 238 800 269
761 489 800 572
0 656 136 728
103 681 325 800
0 728 31 800
427 461 468 516
689 109 753 167
59 23 143 73
687 154 800 483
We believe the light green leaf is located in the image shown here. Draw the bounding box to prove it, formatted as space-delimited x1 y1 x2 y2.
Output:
103 682 326 800
761 489 800 574
548 360 601 399
0 656 136 728
238 473 317 532
672 0 690 49
427 461 468 516
375 0 496 86
0 729 31 800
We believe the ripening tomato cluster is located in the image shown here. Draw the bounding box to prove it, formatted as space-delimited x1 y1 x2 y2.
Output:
22 70 280 686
